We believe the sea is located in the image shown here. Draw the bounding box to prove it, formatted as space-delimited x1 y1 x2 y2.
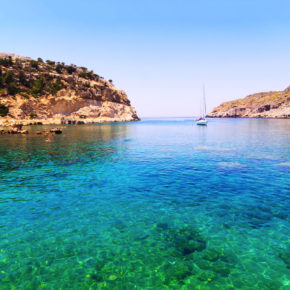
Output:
0 118 289 289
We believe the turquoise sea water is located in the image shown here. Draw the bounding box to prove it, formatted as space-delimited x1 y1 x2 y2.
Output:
0 118 289 289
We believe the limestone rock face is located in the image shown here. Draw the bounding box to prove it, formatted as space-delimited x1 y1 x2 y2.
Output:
207 87 290 119
1 91 139 124
0 53 139 125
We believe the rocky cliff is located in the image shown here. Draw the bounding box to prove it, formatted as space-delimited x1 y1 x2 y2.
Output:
207 86 290 119
0 53 139 126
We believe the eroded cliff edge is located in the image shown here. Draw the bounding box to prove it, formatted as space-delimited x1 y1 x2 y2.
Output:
207 86 290 119
0 53 139 126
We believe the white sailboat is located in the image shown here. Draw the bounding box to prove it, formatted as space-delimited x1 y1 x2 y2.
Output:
196 86 208 126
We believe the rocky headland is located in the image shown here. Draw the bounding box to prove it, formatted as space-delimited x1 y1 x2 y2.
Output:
0 53 139 126
207 86 290 119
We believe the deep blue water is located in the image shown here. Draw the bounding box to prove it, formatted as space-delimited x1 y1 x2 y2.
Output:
0 118 289 289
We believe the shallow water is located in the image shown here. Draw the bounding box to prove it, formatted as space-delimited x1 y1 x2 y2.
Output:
0 118 289 289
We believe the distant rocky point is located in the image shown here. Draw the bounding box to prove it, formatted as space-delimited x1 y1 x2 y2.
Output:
207 86 290 119
0 53 139 126
0 53 31 61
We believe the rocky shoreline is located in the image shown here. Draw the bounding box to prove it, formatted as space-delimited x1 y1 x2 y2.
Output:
0 123 63 135
207 86 290 119
0 113 140 128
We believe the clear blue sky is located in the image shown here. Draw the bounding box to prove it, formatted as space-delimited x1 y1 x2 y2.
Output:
1 0 290 117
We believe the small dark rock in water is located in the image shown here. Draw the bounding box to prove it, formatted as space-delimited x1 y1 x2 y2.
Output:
212 261 231 277
50 128 62 134
179 239 206 256
259 279 282 290
165 226 206 257
113 219 127 232
191 240 206 252
61 244 75 257
182 246 195 256
10 128 20 134
13 123 23 130
194 259 211 270
202 249 222 262
223 223 231 229
197 270 216 282
90 273 103 282
163 261 193 284
36 131 42 135
156 222 169 230
20 130 28 134
135 233 149 241
220 250 238 265
279 250 290 269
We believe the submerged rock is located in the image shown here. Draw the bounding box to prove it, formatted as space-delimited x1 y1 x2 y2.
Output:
195 259 211 270
163 226 207 258
50 128 62 134
197 270 216 282
279 250 290 269
90 273 103 282
163 261 193 285
212 261 231 277
156 222 169 230
202 249 223 262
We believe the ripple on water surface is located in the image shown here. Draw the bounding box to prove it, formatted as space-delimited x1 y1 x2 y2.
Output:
0 119 289 289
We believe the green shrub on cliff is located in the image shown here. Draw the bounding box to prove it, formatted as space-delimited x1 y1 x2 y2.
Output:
87 70 94 80
49 79 65 94
55 64 63 74
79 71 87 78
66 66 76 74
3 70 15 84
30 60 39 69
0 104 9 117
0 69 2 88
0 57 13 67
29 112 37 119
7 82 19 95
79 70 96 80
20 92 30 99
0 70 18 95
46 60 55 65
31 77 45 95
18 71 29 87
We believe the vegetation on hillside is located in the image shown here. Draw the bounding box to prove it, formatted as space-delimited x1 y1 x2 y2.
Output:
0 56 105 99
0 104 9 117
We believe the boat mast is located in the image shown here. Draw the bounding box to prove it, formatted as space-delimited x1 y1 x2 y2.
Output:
203 84 206 118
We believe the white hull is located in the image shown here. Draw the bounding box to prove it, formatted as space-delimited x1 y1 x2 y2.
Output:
196 119 208 126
